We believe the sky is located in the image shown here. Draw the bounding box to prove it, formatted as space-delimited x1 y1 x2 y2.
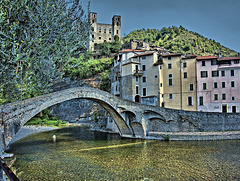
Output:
82 0 240 52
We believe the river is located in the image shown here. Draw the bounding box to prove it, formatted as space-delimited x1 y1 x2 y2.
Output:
7 126 240 180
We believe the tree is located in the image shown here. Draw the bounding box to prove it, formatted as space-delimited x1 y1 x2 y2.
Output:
0 0 91 103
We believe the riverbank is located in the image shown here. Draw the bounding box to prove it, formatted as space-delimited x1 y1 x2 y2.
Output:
9 126 59 145
8 121 96 145
146 131 240 141
8 124 240 146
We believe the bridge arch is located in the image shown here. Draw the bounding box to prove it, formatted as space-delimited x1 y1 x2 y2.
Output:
0 87 136 149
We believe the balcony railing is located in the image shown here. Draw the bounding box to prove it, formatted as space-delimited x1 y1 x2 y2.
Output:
133 70 144 76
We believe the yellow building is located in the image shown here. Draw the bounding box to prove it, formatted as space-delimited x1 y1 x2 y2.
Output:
159 54 197 111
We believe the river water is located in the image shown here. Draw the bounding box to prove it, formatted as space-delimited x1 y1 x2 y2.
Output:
7 126 240 180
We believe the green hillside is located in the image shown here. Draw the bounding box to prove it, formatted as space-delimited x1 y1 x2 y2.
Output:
123 26 239 57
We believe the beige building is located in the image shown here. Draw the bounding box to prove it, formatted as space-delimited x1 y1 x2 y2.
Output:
111 50 198 110
111 49 160 106
89 12 121 51
159 54 197 111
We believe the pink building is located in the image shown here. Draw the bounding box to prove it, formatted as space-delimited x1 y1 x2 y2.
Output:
196 56 240 113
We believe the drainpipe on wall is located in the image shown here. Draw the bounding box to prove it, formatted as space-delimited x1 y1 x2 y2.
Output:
180 58 183 110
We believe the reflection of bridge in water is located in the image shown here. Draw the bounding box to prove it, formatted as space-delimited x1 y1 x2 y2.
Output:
1 87 240 150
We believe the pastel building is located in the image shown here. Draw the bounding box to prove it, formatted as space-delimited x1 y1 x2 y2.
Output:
160 54 197 111
196 56 240 113
111 49 160 106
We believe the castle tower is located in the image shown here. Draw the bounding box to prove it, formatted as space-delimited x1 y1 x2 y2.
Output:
89 12 97 51
112 15 121 40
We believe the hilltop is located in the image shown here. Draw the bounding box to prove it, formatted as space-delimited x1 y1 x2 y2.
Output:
123 26 239 57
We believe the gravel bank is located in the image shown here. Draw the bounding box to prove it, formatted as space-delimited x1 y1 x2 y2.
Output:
9 126 59 145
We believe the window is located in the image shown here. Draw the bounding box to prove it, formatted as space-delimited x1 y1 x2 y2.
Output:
183 62 187 68
212 70 219 77
136 86 139 95
183 72 188 79
116 86 117 91
214 94 218 101
231 81 235 87
232 96 235 101
214 82 218 89
143 88 146 96
99 37 101 40
155 75 158 78
160 66 162 69
169 93 173 100
189 84 194 91
211 59 217 65
142 65 146 71
199 96 204 106
234 60 239 64
203 83 207 90
201 71 208 78
222 93 226 100
221 70 225 77
168 74 173 86
136 76 139 83
168 57 172 60
116 30 119 34
222 82 226 88
142 77 146 83
109 28 112 33
99 27 101 33
160 83 162 87
202 61 206 66
142 56 146 60
104 28 106 33
109 38 111 41
135 65 139 71
188 96 193 106
231 70 235 76
168 63 172 69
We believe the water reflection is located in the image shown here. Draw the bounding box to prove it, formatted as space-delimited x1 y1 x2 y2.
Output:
8 126 240 180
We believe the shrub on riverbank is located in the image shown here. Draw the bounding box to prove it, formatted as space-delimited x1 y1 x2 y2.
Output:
25 109 66 127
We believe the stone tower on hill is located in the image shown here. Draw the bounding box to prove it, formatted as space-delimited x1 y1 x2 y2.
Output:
89 12 121 51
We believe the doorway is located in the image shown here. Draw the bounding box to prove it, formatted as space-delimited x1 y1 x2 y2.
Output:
232 106 237 113
135 95 140 103
222 104 227 113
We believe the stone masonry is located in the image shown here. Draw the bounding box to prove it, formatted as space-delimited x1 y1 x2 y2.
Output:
1 87 240 151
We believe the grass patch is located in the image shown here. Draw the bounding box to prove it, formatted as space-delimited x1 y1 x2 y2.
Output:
25 109 67 127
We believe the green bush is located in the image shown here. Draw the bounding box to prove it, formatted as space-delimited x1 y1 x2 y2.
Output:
25 109 66 127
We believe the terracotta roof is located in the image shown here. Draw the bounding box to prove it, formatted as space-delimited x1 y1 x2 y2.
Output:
182 55 197 59
118 49 145 53
218 57 240 61
196 56 218 60
162 53 182 57
130 52 155 58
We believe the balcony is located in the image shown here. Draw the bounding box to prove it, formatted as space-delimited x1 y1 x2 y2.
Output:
134 70 144 77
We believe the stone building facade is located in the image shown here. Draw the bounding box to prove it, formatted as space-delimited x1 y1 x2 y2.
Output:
89 12 121 51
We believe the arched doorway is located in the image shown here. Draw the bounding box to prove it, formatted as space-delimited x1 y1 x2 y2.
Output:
135 95 140 103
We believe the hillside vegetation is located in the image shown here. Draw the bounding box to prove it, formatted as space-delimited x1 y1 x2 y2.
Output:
123 26 239 57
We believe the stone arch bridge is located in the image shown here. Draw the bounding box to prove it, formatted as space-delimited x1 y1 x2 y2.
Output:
1 87 240 150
